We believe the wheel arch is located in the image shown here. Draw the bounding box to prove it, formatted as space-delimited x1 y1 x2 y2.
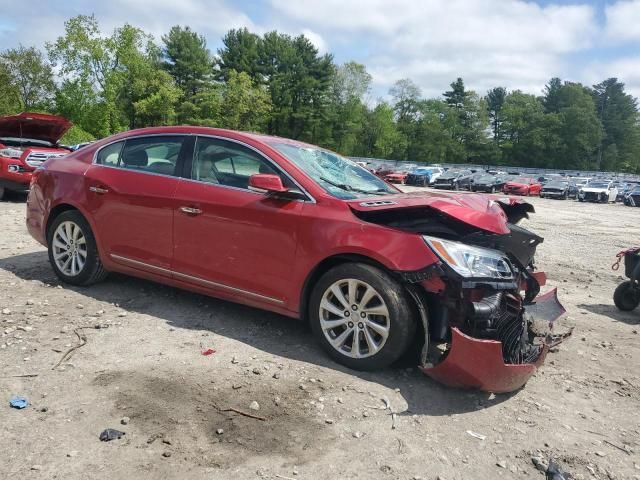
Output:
45 203 79 239
299 253 393 323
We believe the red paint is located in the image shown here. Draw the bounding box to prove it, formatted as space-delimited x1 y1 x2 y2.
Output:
422 287 566 393
25 125 560 392
0 112 72 144
248 173 289 193
503 178 542 196
0 112 71 194
202 348 216 356
384 172 408 184
421 328 548 393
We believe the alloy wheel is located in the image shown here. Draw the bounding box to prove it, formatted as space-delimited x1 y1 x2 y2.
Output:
319 279 390 358
52 221 88 277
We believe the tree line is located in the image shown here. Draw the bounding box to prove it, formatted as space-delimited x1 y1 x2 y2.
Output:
1 14 639 173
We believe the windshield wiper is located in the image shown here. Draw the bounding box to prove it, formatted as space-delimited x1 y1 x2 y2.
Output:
319 177 387 196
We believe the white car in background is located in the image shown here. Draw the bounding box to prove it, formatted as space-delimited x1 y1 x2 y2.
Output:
427 167 444 184
578 180 618 203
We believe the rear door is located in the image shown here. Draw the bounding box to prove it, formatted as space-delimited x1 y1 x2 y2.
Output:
84 135 192 274
171 135 305 307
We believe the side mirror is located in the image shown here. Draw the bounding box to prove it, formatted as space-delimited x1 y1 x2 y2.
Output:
248 174 306 200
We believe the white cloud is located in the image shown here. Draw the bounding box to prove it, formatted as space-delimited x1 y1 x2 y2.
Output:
605 0 640 43
583 56 640 99
270 0 597 97
301 28 328 54
0 0 255 50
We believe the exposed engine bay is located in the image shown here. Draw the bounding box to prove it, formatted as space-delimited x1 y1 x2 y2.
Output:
352 199 569 392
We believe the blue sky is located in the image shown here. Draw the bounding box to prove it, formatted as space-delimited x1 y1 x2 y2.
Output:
2 0 640 99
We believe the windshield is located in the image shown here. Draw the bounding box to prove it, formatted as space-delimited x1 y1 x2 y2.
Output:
587 182 609 188
0 137 55 148
268 142 398 199
412 167 432 173
476 175 495 182
512 177 532 184
545 181 568 188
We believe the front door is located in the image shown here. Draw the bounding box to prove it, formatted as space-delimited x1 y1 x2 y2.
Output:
172 136 304 306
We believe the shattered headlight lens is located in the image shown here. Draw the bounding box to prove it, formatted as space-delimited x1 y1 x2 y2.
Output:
423 236 514 280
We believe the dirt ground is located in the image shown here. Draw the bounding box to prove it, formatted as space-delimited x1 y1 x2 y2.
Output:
1 188 639 480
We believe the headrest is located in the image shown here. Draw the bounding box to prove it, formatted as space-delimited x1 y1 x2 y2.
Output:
123 149 148 167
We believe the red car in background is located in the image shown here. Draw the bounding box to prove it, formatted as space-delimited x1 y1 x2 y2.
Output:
26 126 566 392
384 171 408 184
503 177 542 196
0 112 71 200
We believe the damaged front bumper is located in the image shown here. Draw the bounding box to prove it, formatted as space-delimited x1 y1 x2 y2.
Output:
420 288 566 393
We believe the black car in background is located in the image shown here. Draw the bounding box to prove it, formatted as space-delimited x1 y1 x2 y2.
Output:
624 186 640 206
539 180 577 199
432 169 473 190
470 173 509 193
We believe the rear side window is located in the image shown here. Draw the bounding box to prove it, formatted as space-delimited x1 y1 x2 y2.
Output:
96 141 123 167
120 136 185 176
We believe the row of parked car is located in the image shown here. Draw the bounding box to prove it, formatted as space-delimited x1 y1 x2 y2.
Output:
368 163 640 206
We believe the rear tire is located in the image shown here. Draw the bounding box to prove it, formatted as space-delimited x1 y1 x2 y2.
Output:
47 210 108 286
309 263 416 371
613 281 640 311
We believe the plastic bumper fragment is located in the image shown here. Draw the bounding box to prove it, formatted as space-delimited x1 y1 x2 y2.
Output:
420 287 566 393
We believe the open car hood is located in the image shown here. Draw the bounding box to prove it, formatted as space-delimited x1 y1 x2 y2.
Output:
347 191 534 234
0 112 72 144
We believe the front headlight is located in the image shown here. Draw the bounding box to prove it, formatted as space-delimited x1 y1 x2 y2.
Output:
0 148 23 159
423 236 514 280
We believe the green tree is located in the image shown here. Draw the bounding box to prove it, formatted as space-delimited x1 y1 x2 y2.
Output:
0 63 21 114
592 78 640 172
360 102 405 159
219 70 271 131
0 45 56 110
443 78 489 161
390 78 421 124
500 90 552 167
486 86 507 142
542 77 563 113
48 15 180 132
217 28 263 82
162 26 213 97
329 62 371 154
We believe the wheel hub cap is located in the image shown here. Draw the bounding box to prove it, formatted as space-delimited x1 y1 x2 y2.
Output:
52 221 87 277
319 279 390 359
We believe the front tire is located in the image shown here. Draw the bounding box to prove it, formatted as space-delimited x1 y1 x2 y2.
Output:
613 281 640 311
0 186 5 200
309 263 416 371
47 210 108 286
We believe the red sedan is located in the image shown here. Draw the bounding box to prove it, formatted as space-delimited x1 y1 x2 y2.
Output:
384 172 408 184
26 127 565 392
503 177 542 196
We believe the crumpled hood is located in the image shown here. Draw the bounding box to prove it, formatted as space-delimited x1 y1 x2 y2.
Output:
347 191 533 234
0 112 72 144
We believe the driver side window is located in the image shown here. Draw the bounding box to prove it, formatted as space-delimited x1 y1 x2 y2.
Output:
192 137 292 190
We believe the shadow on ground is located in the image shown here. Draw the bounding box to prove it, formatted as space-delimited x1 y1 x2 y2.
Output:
0 251 522 417
577 302 639 325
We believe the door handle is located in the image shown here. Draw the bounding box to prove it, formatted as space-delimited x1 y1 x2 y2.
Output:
179 206 202 215
89 186 109 194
